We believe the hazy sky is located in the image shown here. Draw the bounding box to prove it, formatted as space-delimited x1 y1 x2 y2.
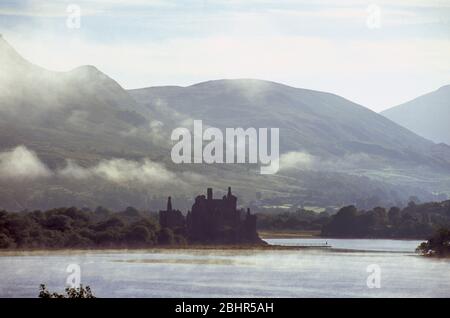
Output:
0 0 449 112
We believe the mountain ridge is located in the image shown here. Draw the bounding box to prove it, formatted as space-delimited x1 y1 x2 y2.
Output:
129 79 437 157
381 84 450 145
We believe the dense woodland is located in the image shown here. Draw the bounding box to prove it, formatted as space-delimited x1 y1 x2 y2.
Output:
0 206 185 249
0 200 449 249
257 209 329 232
322 200 450 238
258 200 450 239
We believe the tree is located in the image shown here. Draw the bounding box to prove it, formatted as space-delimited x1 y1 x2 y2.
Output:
125 225 152 245
416 228 450 257
388 206 401 225
45 215 71 231
0 233 14 248
158 228 175 245
321 205 359 237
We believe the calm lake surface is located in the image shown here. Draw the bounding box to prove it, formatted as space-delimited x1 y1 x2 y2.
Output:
0 238 449 298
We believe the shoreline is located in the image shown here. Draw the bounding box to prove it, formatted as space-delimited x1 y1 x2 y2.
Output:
259 230 427 241
0 244 440 257
0 237 427 255
0 244 332 256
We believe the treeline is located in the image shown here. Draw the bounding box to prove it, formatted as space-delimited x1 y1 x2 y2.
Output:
322 200 450 238
257 209 330 232
2 200 450 249
0 206 186 249
258 200 450 239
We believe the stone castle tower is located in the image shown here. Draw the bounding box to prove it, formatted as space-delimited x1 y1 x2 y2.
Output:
159 196 185 229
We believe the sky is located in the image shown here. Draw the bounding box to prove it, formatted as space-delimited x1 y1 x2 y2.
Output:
0 0 449 112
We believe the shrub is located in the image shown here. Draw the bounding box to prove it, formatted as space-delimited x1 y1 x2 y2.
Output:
416 228 450 257
38 284 96 298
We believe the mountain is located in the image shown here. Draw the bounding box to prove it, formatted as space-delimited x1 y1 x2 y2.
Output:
130 79 450 169
381 85 450 145
0 36 178 210
0 34 158 167
0 35 449 211
129 80 450 207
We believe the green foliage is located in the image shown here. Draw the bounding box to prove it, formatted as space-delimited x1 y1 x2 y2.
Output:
125 225 153 245
257 209 329 231
0 232 14 248
0 206 172 249
45 215 71 231
2 200 450 247
38 284 96 298
416 228 450 257
258 200 450 239
322 201 450 238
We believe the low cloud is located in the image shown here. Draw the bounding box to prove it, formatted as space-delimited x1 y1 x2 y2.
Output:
279 151 314 171
92 158 176 184
0 145 190 186
58 159 93 180
58 157 209 189
0 145 383 185
278 151 387 173
0 145 52 180
119 119 167 146
58 158 177 185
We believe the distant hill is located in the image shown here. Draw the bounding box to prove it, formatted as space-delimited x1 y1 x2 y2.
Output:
381 85 450 145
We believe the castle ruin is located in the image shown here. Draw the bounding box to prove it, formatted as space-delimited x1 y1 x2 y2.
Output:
159 187 262 244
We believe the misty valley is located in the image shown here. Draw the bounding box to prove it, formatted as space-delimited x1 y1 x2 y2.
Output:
0 0 450 302
1 32 449 255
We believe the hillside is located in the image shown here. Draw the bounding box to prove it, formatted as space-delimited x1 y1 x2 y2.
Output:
381 85 450 145
130 79 448 169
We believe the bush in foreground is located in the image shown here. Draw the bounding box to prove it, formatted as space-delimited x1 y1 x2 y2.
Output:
38 284 96 298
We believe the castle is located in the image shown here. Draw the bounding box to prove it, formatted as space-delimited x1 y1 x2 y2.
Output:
159 187 263 244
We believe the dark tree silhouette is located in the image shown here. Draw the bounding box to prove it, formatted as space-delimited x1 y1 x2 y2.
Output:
38 284 96 298
416 228 450 257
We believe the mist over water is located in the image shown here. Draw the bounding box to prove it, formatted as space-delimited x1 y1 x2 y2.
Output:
1 239 449 298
